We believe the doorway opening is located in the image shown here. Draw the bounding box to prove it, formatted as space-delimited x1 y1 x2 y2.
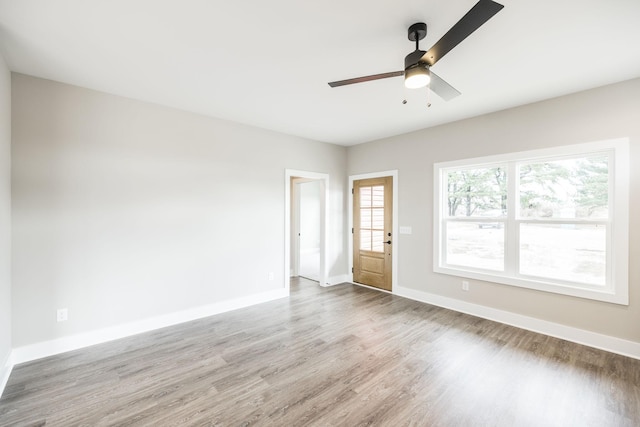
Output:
284 170 329 293
294 179 321 281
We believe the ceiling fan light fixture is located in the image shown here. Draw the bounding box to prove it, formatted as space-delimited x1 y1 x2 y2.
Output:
404 64 430 89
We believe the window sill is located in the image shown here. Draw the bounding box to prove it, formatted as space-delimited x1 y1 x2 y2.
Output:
434 265 628 305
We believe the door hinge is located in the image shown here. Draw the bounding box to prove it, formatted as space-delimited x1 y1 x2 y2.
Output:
352 267 354 273
351 188 354 195
351 227 354 234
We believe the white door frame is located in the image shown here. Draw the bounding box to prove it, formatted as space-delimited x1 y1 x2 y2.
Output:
348 170 398 290
285 169 329 292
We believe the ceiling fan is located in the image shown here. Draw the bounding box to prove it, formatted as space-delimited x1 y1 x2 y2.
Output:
328 0 504 102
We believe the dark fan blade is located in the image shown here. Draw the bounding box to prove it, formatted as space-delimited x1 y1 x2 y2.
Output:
430 71 461 101
421 0 504 66
328 71 403 88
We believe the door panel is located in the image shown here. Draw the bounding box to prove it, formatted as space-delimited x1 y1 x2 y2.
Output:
353 177 392 291
361 255 384 273
298 180 321 281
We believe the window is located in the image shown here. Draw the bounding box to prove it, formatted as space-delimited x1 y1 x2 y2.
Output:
433 139 629 304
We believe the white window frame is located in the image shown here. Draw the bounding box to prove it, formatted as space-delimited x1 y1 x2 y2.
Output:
433 139 629 305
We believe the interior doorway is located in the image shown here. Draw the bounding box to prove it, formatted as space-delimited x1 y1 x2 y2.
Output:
295 179 321 281
284 170 329 292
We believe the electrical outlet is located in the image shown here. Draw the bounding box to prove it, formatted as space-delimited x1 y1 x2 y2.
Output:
57 308 68 322
268 272 275 281
462 281 469 291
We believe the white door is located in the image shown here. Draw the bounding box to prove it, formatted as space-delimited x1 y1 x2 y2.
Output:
297 180 321 281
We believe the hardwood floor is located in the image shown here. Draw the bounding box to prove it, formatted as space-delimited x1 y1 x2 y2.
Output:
1 278 639 426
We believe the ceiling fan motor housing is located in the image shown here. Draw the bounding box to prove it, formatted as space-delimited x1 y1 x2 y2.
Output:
404 50 427 70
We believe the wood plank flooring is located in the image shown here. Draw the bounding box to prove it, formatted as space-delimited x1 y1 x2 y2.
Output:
1 278 640 426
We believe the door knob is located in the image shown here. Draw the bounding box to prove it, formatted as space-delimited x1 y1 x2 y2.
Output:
383 240 392 245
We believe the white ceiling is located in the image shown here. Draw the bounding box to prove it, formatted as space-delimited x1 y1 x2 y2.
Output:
0 0 639 146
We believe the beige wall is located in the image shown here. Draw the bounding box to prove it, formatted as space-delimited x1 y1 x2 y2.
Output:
348 78 640 342
0 53 11 371
11 74 347 347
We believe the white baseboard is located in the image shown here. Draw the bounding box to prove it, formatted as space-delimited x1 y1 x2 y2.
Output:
11 288 289 366
324 274 350 286
0 352 13 398
394 285 640 360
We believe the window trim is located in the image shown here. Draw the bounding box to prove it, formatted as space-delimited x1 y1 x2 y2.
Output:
433 139 629 305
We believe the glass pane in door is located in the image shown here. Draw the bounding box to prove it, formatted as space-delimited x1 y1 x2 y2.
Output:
360 185 385 252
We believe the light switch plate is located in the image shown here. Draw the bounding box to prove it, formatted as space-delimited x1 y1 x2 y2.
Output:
399 226 412 235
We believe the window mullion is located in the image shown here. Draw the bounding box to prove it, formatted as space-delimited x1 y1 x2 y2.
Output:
505 161 518 276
